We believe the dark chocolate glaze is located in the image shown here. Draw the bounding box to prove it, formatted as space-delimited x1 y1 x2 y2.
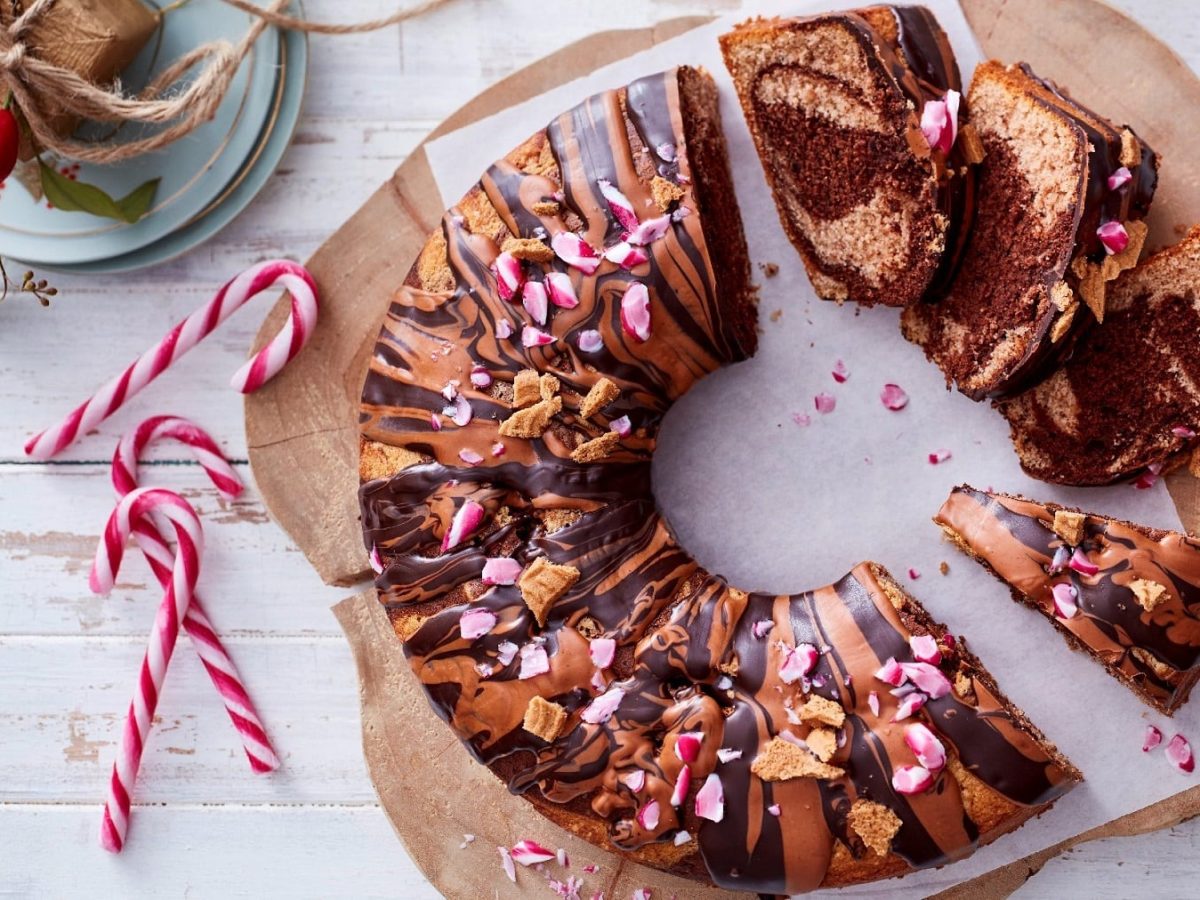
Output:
937 485 1200 713
358 68 1075 895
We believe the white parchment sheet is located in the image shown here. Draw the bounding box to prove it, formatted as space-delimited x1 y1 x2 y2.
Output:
424 3 1194 894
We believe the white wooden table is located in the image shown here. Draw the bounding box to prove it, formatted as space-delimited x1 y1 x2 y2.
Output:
3 1 1197 896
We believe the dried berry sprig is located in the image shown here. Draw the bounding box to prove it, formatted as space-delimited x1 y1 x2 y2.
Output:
0 257 56 307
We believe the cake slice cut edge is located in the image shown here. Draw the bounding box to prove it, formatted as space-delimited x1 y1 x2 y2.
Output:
901 60 1158 400
936 484 1200 715
720 6 975 308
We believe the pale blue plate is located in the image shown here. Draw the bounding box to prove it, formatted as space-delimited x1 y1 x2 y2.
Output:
0 0 279 265
42 21 308 276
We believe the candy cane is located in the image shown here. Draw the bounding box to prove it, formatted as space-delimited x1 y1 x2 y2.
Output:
92 487 203 854
114 416 279 776
24 259 318 460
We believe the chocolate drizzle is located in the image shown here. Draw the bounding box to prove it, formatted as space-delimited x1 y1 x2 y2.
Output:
358 67 1075 894
937 486 1200 713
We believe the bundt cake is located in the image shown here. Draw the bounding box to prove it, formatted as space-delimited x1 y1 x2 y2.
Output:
936 485 1200 715
720 6 978 307
357 67 1079 894
997 227 1200 485
901 61 1158 400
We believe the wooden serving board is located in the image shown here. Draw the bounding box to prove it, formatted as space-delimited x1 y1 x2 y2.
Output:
246 3 1200 896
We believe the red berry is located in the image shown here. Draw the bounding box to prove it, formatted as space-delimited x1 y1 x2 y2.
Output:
0 106 18 184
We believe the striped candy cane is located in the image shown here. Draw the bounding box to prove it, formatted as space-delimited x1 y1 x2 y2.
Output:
92 488 203 854
24 259 318 460
113 416 279 776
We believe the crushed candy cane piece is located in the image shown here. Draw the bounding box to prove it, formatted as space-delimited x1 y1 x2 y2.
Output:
430 413 442 432
814 392 836 414
1068 548 1099 576
469 365 492 389
716 748 742 763
673 830 691 846
368 544 384 574
552 231 600 273
546 271 579 309
1107 166 1132 191
625 214 671 246
904 722 947 771
622 769 646 793
832 359 849 383
881 383 909 410
675 731 703 764
908 567 921 580
496 319 514 340
779 642 819 683
491 442 506 458
767 803 781 817
694 773 724 822
589 637 616 669
1097 220 1130 255
1172 425 1196 439
519 643 550 680
557 847 568 868
459 608 497 640
459 834 475 849
522 325 556 348
604 241 650 269
1052 582 1079 619
874 657 905 686
868 691 881 717
496 641 519 667
909 634 941 665
582 686 625 724
458 448 483 467
577 329 603 352
1144 725 1164 753
441 499 485 552
636 799 660 831
899 662 951 699
610 416 632 438
656 142 677 162
1048 545 1071 575
928 448 952 464
892 692 926 722
620 283 652 342
446 394 473 427
892 764 934 794
491 252 524 301
598 179 639 232
792 412 811 427
1167 734 1195 773
752 619 774 639
670 765 691 806
482 556 522 585
633 890 652 900
920 90 960 153
498 846 517 883
522 281 549 325
511 839 556 867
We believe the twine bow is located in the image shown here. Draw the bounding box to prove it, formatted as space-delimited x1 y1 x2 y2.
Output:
0 0 451 164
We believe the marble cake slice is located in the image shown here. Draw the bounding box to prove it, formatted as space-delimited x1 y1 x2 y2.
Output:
902 61 1157 400
997 227 1200 485
937 485 1200 714
720 6 976 308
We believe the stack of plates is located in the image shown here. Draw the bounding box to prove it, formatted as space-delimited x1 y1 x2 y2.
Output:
0 0 308 274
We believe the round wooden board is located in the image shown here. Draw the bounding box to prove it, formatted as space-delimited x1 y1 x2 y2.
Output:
248 3 1200 897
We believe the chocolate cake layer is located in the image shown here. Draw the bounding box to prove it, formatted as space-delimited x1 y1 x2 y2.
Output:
356 67 1080 894
998 227 1200 485
720 6 975 308
902 61 1158 400
937 485 1200 714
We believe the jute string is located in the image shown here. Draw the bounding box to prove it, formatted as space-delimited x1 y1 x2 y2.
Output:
0 0 453 164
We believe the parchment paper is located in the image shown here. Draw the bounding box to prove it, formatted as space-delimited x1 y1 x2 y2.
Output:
419 3 1197 895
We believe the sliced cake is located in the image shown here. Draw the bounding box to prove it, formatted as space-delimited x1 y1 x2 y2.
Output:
721 6 977 307
997 228 1200 485
936 485 1200 715
902 61 1158 399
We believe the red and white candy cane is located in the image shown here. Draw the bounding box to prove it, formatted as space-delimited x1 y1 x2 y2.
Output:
113 416 279 776
91 487 204 854
24 259 318 460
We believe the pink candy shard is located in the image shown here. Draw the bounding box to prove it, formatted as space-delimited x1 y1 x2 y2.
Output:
518 643 550 680
511 839 556 866
1068 548 1099 576
603 241 650 269
891 691 926 723
920 90 960 154
368 544 384 575
430 413 442 432
581 686 624 724
892 764 934 795
496 640 519 666
1097 220 1130 255
908 567 921 580
577 329 603 353
767 803 781 817
670 764 691 806
814 392 836 414
832 359 849 383
867 690 881 717
656 142 677 162
636 799 661 831
460 608 497 640
716 747 742 763
458 448 483 467
673 830 691 846
620 282 652 342
694 772 725 822
899 662 951 699
445 393 473 427
482 556 522 586
1167 734 1195 773
904 722 947 771
909 634 942 665
491 442 506 458
522 281 549 325
778 642 818 684
441 499 485 552
609 415 633 438
1172 425 1197 439
1144 725 1164 753
522 325 556 348
675 731 704 764
597 179 640 233
751 618 775 640
1107 166 1133 191
1048 545 1071 574
881 383 909 410
498 846 517 883
551 231 600 274
928 448 952 464
625 214 671 246
633 889 653 900
491 251 524 301
496 319 514 340
623 769 646 792
791 412 811 427
441 380 459 402
545 271 579 309
874 656 905 686
470 365 493 389
1051 582 1079 619
589 637 616 669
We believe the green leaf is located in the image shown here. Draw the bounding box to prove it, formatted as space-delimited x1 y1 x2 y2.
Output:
38 160 159 224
